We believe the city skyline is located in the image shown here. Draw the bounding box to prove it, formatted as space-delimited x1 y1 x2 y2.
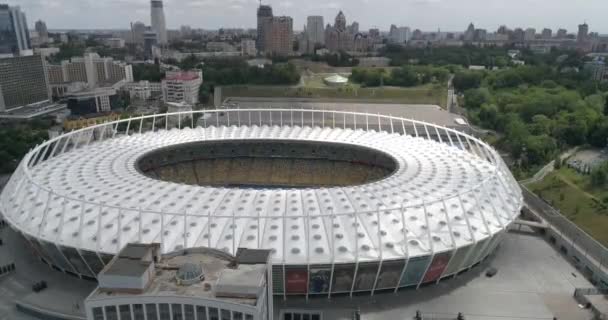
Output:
8 0 608 34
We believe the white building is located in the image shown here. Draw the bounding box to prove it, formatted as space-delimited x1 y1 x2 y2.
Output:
46 53 134 90
306 15 325 45
151 0 168 44
524 28 536 41
389 26 411 44
162 70 203 105
104 38 126 49
125 80 162 100
85 243 273 320
241 39 257 57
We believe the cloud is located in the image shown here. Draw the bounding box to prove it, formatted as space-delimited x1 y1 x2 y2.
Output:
279 1 294 8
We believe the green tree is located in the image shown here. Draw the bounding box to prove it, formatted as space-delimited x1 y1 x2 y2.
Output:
463 88 491 109
453 70 483 92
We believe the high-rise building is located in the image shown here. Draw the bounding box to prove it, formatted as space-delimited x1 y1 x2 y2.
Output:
512 28 525 42
0 4 31 56
389 25 411 44
46 53 134 97
325 11 354 52
34 20 48 44
349 21 359 34
150 0 167 44
143 29 158 59
578 23 589 43
306 16 324 45
556 29 568 39
541 28 552 39
256 4 273 51
266 16 293 56
130 21 147 45
464 23 475 42
0 55 49 112
524 28 536 41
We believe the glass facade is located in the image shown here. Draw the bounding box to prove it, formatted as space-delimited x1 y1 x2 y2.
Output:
89 303 258 320
119 305 132 320
399 256 431 287
375 260 405 290
145 304 158 320
133 304 145 320
331 264 354 293
354 262 378 291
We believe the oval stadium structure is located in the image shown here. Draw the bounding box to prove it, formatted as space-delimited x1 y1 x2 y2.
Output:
0 109 522 297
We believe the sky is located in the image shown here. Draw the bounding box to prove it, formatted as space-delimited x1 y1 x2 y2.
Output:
9 0 608 34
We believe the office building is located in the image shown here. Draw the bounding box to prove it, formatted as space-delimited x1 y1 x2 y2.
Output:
162 70 203 105
150 0 167 44
556 28 568 39
34 20 48 44
306 16 324 45
85 243 273 320
0 4 31 56
0 55 49 112
541 28 552 39
256 4 273 51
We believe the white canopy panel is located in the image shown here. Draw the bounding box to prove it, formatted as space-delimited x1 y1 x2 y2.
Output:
1 124 522 265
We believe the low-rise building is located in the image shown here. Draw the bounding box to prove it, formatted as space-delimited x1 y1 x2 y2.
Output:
85 243 273 320
125 80 162 100
162 70 203 105
66 87 121 116
241 39 257 57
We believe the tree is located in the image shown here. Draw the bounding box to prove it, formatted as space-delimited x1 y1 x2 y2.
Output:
463 88 491 109
453 70 483 92
592 168 607 187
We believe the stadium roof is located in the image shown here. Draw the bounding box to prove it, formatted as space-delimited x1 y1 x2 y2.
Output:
0 111 522 266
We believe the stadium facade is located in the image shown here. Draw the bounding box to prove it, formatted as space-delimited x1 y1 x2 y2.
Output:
0 109 522 297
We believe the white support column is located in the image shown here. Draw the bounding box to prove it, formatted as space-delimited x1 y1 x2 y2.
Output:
394 206 410 293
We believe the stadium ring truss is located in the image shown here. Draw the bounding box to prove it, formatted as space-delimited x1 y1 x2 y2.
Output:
0 109 522 297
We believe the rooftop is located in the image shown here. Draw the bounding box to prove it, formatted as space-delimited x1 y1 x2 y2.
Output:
165 71 201 81
90 245 269 306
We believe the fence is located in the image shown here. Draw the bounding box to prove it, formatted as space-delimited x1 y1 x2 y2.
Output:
522 186 608 276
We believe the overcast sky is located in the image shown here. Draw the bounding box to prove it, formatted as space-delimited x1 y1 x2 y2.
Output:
9 0 608 33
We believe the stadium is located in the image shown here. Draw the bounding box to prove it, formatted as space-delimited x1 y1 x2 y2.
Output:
0 108 522 297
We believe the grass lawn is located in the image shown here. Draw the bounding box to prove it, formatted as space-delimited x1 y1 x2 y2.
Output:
221 84 447 108
528 167 608 246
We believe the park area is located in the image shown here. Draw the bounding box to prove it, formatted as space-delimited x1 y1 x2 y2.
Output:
221 83 447 108
529 166 608 247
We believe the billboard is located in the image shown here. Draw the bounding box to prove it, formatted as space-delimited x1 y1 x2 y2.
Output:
285 269 308 294
421 251 453 283
309 267 331 294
